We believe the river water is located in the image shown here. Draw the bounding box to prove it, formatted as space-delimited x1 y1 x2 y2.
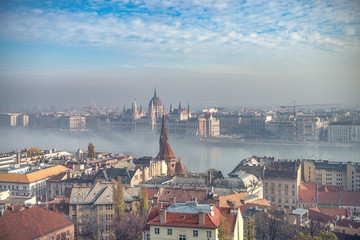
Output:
1 129 359 174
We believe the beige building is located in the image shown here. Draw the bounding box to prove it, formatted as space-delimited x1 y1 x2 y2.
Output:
69 181 135 239
143 201 243 240
263 161 302 210
303 160 360 191
198 115 220 137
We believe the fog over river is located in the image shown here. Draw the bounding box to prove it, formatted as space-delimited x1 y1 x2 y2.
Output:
1 129 359 174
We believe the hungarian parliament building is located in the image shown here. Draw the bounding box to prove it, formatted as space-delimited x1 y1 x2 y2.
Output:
99 89 220 138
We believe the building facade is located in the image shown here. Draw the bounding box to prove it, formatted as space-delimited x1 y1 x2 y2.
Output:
263 161 302 210
303 160 360 191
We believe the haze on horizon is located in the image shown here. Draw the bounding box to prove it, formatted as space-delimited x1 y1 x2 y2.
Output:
0 0 359 111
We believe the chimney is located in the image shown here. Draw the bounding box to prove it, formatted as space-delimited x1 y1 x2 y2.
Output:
160 209 166 223
199 211 205 225
210 204 215 217
170 197 176 205
153 194 158 206
215 197 220 209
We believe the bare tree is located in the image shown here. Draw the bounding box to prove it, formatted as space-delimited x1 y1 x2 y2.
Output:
77 206 108 240
113 212 144 240
255 208 303 240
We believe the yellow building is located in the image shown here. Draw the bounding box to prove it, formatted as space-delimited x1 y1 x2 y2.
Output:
303 160 360 191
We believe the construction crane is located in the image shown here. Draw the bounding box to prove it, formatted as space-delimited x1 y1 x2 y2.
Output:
279 102 342 118
279 102 342 141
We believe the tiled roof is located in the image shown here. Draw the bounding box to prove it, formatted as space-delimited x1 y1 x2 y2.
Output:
146 204 222 229
147 188 159 200
310 207 347 218
308 208 337 224
336 218 360 228
318 192 339 205
158 187 207 203
264 162 299 179
0 207 73 240
0 165 68 183
47 172 67 182
340 191 360 206
219 192 249 208
298 189 316 203
157 115 176 160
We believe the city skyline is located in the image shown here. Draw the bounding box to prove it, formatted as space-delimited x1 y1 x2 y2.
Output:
0 0 359 110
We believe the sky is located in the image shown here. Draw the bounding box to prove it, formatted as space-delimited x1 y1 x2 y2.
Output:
0 0 359 111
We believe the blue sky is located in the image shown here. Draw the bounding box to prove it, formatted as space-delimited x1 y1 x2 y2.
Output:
0 0 359 110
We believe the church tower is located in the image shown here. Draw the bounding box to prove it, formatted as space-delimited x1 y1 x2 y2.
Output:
157 115 176 160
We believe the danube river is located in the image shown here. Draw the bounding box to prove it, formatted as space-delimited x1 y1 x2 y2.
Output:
1 129 359 174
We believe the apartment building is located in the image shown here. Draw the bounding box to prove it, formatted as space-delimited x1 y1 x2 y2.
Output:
263 161 302 210
303 160 360 191
69 182 135 240
328 122 360 143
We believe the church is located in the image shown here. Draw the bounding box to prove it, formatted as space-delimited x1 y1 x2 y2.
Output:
134 114 187 183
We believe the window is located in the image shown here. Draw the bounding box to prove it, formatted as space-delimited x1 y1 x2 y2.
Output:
155 228 160 235
193 230 198 237
292 184 295 189
278 189 281 195
167 228 172 235
285 198 289 203
278 198 281 203
271 197 275 202
285 190 288 196
285 184 288 189
207 231 212 238
179 235 186 240
265 189 268 194
278 184 281 188
271 189 275 194
72 205 76 211
265 183 268 187
146 234 150 240
271 183 275 187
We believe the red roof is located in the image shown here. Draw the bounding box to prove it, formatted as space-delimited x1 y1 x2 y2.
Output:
318 192 340 205
340 191 360 206
298 188 316 203
337 218 360 229
310 207 347 218
158 187 208 203
143 206 160 230
0 207 73 240
147 189 159 200
308 208 337 224
146 206 222 229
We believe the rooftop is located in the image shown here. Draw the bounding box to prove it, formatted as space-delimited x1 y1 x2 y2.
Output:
0 165 68 184
0 207 73 240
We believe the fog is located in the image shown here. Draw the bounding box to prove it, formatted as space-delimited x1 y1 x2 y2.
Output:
1 129 360 174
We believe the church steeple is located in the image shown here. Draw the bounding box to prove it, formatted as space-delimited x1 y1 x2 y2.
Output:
154 87 157 97
157 115 176 160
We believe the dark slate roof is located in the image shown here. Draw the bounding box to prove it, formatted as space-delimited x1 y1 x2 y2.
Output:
93 168 135 184
263 161 300 179
229 166 264 179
